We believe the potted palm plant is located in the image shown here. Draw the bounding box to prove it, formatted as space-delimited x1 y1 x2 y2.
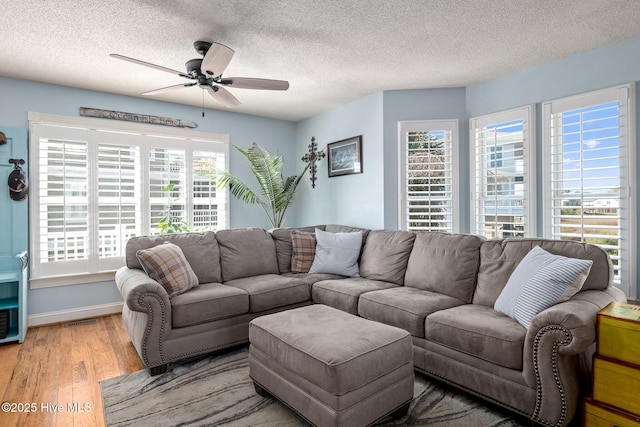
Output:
213 143 313 228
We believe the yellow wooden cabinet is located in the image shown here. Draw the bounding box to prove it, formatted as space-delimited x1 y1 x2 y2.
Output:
597 302 640 366
584 398 640 427
585 302 640 425
592 356 640 416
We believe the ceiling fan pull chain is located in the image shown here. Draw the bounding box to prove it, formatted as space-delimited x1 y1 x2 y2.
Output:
202 89 205 117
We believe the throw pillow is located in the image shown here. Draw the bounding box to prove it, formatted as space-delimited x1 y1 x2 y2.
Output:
291 230 317 273
494 245 593 328
136 242 199 298
308 228 362 277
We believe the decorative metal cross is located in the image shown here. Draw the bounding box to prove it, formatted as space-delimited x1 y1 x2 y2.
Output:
301 137 325 189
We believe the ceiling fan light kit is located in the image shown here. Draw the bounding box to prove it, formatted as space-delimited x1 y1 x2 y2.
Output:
110 40 289 108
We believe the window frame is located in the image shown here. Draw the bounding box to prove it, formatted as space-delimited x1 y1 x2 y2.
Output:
397 119 460 233
469 105 536 238
541 84 636 299
28 112 229 288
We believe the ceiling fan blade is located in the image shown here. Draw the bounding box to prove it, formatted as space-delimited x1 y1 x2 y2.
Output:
219 77 289 91
142 83 196 96
201 42 235 77
110 54 190 78
206 85 241 107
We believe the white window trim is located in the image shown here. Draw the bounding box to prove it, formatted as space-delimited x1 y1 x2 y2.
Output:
397 119 460 233
541 84 636 299
469 105 536 237
28 112 229 288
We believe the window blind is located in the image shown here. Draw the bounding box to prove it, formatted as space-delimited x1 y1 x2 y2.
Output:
29 112 229 286
543 85 634 294
399 120 458 232
470 106 535 238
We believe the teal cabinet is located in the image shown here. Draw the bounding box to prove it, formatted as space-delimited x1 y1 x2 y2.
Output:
0 127 28 343
0 252 28 343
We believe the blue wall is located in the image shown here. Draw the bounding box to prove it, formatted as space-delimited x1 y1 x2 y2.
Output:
381 88 468 230
294 92 385 229
0 127 28 269
0 76 297 318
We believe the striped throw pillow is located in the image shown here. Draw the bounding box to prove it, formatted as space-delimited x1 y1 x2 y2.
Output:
291 230 317 273
494 246 593 328
136 242 199 298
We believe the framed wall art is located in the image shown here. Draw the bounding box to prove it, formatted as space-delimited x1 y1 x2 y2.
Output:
327 135 363 177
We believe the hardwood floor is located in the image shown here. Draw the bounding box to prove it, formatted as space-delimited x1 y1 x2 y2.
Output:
0 314 144 427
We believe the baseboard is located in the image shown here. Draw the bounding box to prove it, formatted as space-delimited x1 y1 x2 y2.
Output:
27 302 124 327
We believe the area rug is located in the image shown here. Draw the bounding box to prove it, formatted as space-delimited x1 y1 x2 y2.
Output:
100 346 529 427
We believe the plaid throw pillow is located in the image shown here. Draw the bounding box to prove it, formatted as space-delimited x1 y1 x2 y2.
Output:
136 242 199 298
291 230 317 273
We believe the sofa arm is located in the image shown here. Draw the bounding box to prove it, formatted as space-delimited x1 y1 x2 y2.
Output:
522 287 626 426
115 266 173 368
115 266 171 314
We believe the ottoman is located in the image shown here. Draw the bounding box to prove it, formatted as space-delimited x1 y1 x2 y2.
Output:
248 304 414 427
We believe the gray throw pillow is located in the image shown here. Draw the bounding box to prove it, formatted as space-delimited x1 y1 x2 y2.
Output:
308 228 362 277
494 245 593 328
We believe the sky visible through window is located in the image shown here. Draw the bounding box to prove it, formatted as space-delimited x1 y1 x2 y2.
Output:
560 101 620 194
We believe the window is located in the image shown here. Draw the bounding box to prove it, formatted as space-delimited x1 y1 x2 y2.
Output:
542 85 635 297
29 112 228 287
470 106 535 238
398 120 459 232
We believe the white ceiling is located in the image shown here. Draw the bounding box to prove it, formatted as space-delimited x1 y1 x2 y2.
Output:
3 0 640 122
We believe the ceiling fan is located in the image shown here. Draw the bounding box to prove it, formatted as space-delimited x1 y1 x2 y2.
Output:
110 41 289 108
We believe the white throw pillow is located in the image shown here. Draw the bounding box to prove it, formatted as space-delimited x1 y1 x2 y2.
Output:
308 228 362 277
494 246 593 328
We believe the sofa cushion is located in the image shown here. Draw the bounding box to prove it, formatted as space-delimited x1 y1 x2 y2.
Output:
425 304 525 370
126 231 222 283
359 230 416 285
171 282 249 328
224 274 309 312
291 230 317 273
404 232 484 303
136 242 199 298
474 238 613 307
358 287 465 338
309 229 362 277
282 272 347 286
494 246 592 328
312 278 398 315
216 228 279 281
270 225 325 273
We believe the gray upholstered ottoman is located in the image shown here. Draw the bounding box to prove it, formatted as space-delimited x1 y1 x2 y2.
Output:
248 304 414 427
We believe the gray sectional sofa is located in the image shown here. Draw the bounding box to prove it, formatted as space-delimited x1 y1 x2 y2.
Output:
115 225 626 426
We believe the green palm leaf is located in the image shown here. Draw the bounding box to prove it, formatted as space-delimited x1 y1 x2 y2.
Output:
212 143 312 228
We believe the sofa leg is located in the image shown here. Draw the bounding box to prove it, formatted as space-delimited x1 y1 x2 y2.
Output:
149 364 168 376
390 401 411 419
254 381 270 397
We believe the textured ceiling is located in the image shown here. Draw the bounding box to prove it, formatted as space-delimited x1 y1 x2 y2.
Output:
2 0 640 122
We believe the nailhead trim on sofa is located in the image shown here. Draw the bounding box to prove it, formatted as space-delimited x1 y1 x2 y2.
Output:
531 325 571 427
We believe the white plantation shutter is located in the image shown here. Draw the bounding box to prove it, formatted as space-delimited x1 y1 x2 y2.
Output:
399 120 459 232
34 125 90 278
29 113 229 286
193 150 226 230
96 141 141 271
470 106 535 238
148 147 187 234
542 85 635 296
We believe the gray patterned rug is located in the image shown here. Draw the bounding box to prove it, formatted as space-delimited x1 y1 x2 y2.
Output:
100 346 530 427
